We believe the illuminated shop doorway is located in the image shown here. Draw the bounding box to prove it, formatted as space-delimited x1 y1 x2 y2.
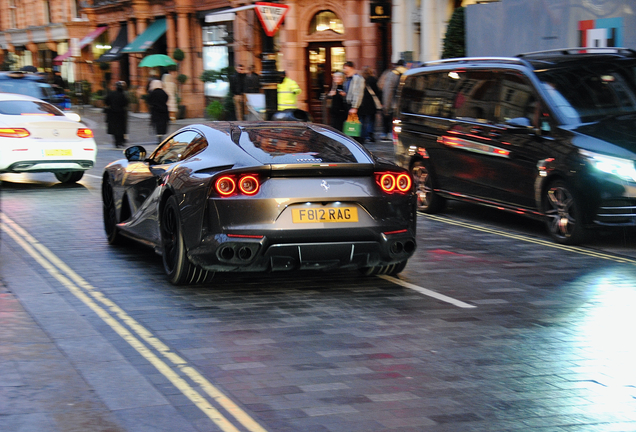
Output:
306 10 345 123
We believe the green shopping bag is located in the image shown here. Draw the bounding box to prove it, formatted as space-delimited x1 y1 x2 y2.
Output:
344 113 361 137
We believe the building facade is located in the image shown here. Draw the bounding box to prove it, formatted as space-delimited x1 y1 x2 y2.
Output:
0 0 94 78
391 0 482 64
466 0 636 57
84 0 390 118
0 0 469 119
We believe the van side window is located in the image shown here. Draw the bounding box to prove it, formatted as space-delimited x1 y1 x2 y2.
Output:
499 72 537 126
400 75 427 115
400 73 457 118
453 71 499 123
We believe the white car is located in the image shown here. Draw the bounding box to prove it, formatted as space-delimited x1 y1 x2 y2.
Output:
0 93 96 183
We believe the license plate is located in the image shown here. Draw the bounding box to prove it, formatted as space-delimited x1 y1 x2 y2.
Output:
292 207 358 223
44 149 72 157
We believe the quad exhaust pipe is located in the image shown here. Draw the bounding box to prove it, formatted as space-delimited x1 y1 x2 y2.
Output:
218 244 257 262
390 240 416 255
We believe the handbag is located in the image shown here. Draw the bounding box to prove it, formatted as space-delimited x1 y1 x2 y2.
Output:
367 86 383 110
343 113 361 137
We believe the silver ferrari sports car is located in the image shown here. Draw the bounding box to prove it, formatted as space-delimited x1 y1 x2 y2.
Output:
102 122 416 285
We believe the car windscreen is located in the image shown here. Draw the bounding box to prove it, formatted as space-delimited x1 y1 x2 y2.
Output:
0 100 64 116
0 79 51 100
236 125 370 164
536 60 636 124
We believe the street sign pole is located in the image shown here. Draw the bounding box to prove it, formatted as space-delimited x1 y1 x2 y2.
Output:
255 2 289 120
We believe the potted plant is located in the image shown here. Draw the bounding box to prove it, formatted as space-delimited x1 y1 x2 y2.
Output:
206 99 224 120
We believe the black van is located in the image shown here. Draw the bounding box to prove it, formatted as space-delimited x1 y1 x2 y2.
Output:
393 48 636 244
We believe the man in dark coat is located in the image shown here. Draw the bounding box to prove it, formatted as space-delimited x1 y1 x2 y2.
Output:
244 66 260 94
229 64 246 120
104 81 129 148
147 80 170 143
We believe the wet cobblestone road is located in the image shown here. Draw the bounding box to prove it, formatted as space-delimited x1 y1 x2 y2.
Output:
2 109 636 431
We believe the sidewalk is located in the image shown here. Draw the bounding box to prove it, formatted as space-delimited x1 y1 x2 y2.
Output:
77 106 395 161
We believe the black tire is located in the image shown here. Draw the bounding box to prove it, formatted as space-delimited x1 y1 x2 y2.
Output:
55 171 84 183
161 196 214 285
102 179 124 245
360 260 408 277
411 161 445 213
543 180 586 245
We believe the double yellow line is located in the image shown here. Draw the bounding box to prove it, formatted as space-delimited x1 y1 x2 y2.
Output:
0 212 267 432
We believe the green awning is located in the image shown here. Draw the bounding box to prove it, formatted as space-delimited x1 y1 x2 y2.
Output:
122 18 166 54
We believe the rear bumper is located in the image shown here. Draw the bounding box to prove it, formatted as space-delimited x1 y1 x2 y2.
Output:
2 159 94 172
188 230 416 272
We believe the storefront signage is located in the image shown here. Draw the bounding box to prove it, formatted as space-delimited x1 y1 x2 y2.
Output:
255 2 289 37
370 2 391 22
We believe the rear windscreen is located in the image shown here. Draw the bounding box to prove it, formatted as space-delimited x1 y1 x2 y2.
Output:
0 100 63 116
0 79 51 100
236 125 369 164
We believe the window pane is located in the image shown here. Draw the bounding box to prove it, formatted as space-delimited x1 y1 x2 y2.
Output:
203 46 229 98
0 100 63 116
499 73 536 124
238 125 362 164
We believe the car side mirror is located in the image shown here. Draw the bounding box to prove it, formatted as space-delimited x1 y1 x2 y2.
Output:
504 117 540 135
125 145 147 162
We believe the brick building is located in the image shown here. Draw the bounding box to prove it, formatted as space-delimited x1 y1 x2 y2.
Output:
0 0 98 81
0 1 390 119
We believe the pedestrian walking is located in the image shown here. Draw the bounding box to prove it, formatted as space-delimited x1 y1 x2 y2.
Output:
377 59 407 140
277 71 302 111
244 66 260 94
230 64 246 120
327 71 348 131
147 79 170 143
103 81 129 148
359 66 382 143
162 71 178 121
343 61 365 142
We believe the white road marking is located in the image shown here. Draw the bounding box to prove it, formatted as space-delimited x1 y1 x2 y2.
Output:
378 275 477 308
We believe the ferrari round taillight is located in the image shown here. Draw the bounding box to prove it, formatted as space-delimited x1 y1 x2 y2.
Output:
215 176 236 196
380 173 396 192
396 173 412 192
239 175 259 195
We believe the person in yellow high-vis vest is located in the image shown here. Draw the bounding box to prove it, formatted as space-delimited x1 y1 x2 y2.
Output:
277 71 302 111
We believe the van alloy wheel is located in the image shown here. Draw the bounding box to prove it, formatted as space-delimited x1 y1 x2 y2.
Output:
411 161 445 213
543 180 586 245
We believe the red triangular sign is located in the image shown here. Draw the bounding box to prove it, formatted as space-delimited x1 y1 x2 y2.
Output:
255 2 289 37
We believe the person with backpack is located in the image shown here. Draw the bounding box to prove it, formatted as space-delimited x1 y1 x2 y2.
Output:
378 59 408 140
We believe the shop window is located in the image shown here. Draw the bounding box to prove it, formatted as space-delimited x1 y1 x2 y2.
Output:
43 1 51 24
72 0 81 19
203 24 230 98
9 0 17 28
309 11 344 35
